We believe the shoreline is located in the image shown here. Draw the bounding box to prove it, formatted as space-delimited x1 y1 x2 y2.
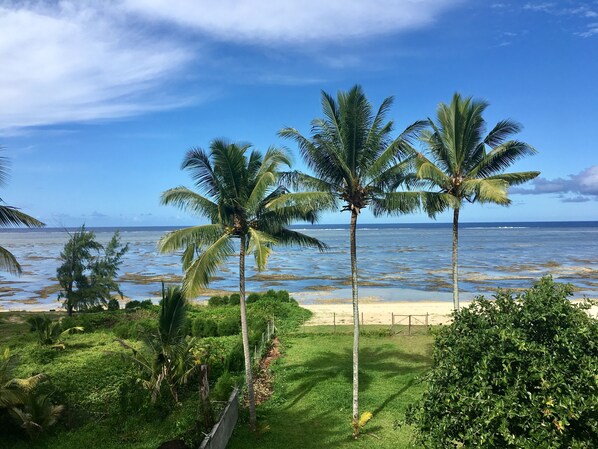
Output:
3 298 596 324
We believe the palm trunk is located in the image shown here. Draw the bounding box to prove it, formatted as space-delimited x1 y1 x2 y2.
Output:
350 209 360 436
452 207 460 311
239 234 257 431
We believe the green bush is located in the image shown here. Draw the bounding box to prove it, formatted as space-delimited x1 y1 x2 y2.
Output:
124 299 154 310
407 277 598 449
61 312 118 332
192 318 218 338
246 293 261 304
227 294 240 306
217 316 240 336
208 296 228 307
107 299 120 311
226 340 245 373
212 371 237 402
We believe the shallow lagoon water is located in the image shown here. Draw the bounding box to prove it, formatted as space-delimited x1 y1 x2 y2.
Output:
0 222 596 310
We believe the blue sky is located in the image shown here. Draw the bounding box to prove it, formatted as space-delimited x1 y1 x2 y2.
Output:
1 0 597 227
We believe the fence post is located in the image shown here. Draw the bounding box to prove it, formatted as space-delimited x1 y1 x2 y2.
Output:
333 312 336 333
408 315 412 336
391 313 394 333
426 313 429 327
361 311 364 326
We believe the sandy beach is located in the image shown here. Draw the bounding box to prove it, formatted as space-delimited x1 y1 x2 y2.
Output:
302 299 598 327
303 301 461 326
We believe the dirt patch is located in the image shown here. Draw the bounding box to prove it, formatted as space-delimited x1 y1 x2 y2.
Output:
252 337 282 405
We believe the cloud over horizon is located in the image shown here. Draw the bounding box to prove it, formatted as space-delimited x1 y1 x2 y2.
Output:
511 165 598 202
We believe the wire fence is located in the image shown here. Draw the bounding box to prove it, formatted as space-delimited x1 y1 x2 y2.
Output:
251 318 276 366
299 310 451 335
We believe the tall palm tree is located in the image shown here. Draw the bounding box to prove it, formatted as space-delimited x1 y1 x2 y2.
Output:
0 152 44 274
415 93 540 311
158 140 326 431
279 85 424 436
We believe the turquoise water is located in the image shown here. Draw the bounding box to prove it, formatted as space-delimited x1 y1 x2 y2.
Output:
0 222 596 310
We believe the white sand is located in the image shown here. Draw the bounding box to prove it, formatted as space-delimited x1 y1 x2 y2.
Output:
302 299 598 326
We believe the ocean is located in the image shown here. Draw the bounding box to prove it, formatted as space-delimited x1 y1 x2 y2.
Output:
1 222 596 311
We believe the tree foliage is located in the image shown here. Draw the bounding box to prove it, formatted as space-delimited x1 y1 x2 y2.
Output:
415 93 540 310
158 139 326 430
0 151 45 275
56 226 129 315
26 316 84 347
407 277 598 448
279 84 424 436
118 286 199 404
0 348 63 439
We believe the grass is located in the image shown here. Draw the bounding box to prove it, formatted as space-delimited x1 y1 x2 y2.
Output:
228 329 433 449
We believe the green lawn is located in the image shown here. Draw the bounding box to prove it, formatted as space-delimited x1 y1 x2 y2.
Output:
228 329 433 449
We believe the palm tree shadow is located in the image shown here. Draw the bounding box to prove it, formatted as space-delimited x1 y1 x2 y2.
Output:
282 343 430 410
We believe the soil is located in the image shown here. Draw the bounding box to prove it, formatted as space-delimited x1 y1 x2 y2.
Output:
252 337 282 405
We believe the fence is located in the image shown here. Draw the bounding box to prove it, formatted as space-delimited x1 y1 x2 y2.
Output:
301 310 449 335
251 318 276 366
198 388 239 449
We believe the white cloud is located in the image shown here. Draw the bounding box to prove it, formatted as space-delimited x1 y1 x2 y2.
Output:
0 0 465 132
577 22 598 37
122 0 463 44
0 1 193 131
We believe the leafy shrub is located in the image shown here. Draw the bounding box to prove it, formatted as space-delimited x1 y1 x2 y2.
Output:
61 312 118 332
227 294 240 306
125 299 154 310
107 298 120 311
226 340 245 373
217 316 240 336
208 296 228 307
192 318 218 338
212 371 237 402
407 277 598 449
246 293 261 304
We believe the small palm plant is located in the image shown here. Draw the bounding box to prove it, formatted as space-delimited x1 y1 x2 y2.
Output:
415 93 540 310
1 348 62 439
158 140 326 430
27 316 84 347
118 286 199 404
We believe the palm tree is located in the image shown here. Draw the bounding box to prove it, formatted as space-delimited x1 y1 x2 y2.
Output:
158 140 326 431
415 93 540 311
279 85 424 436
0 152 44 274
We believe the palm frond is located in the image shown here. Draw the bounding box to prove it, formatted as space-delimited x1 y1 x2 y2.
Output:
0 205 44 228
183 233 234 295
247 228 277 271
462 178 510 205
372 192 422 216
487 171 541 186
158 224 226 254
160 187 219 221
0 245 21 275
483 119 522 147
158 287 187 345
270 228 328 251
472 140 538 178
